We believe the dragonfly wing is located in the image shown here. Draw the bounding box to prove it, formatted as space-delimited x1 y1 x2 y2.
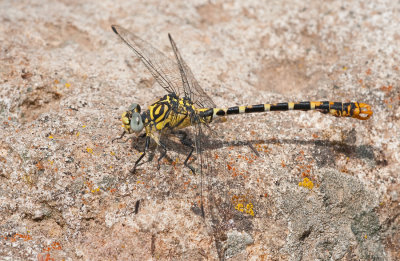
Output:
112 25 183 96
168 34 216 109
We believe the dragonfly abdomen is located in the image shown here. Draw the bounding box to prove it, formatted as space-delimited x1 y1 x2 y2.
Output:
204 101 372 121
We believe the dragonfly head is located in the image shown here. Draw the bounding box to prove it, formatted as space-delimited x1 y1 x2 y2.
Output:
121 103 144 133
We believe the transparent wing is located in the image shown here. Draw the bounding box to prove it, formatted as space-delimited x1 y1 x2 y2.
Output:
194 116 273 259
168 34 216 109
112 25 216 108
112 25 182 95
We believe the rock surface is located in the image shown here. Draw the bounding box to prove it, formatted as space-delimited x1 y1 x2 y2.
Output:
1 0 399 260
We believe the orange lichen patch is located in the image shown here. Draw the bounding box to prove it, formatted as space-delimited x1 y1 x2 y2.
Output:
380 85 393 92
340 165 349 173
358 79 366 88
297 164 312 178
36 161 45 171
183 179 191 190
37 252 54 261
227 164 232 170
365 68 372 75
171 157 179 167
299 177 314 190
281 160 286 168
43 241 62 252
293 151 318 187
2 233 32 242
84 180 95 192
254 143 267 153
312 133 318 139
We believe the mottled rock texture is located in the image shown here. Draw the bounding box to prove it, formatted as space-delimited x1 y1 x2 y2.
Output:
1 0 399 260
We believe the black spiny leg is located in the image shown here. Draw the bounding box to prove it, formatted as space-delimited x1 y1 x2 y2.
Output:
157 141 168 170
175 131 196 174
112 131 126 143
131 135 150 174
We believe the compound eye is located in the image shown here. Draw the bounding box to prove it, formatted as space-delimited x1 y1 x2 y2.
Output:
130 112 144 132
128 103 141 113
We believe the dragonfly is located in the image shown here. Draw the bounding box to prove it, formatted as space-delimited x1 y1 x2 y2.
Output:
111 25 372 173
111 24 372 258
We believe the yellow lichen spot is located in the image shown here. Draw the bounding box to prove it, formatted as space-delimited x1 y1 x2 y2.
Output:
82 125 86 128
342 66 348 70
86 147 93 154
364 234 367 239
299 177 314 190
48 160 54 165
48 135 54 139
235 203 244 212
245 203 254 216
65 83 71 88
76 132 80 137
110 151 115 156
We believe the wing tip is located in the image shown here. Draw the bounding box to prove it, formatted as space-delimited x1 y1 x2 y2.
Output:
111 25 119 34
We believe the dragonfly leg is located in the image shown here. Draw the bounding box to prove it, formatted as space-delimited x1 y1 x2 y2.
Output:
131 135 150 174
112 131 126 143
157 141 168 170
174 131 196 174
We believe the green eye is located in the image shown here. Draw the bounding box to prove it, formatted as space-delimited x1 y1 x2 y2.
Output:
129 112 144 132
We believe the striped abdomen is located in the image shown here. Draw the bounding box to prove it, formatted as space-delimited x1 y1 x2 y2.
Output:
199 101 372 121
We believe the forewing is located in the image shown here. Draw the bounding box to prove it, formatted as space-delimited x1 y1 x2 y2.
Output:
194 115 274 258
168 34 216 109
112 25 182 95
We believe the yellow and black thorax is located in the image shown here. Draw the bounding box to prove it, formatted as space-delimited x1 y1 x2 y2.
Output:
142 93 210 133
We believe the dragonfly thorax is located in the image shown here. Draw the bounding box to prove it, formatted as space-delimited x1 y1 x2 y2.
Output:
121 103 144 133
